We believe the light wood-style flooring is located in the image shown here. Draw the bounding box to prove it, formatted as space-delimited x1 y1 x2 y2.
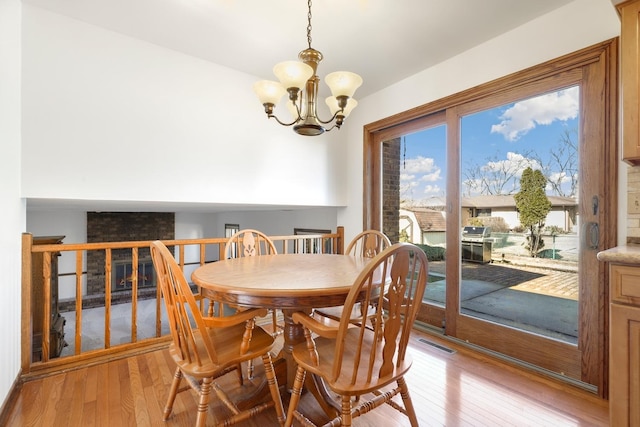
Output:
4 329 608 426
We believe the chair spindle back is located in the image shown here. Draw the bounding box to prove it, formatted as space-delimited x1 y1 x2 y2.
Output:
332 242 428 385
151 241 218 366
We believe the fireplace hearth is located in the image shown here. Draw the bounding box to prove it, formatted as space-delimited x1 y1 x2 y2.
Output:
85 212 174 297
113 258 155 291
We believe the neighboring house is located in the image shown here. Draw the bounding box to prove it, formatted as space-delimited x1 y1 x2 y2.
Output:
461 195 578 232
400 208 446 246
402 195 577 245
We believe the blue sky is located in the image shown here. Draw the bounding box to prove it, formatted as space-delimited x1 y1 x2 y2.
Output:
400 85 580 206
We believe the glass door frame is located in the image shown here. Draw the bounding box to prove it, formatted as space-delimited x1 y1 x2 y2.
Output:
362 39 617 397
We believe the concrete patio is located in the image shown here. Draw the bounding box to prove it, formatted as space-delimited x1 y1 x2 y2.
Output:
426 257 578 343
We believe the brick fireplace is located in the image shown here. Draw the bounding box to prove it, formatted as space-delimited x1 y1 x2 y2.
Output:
85 212 174 306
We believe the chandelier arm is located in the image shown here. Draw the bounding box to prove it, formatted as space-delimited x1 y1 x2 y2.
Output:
322 123 339 132
268 114 300 127
313 109 344 125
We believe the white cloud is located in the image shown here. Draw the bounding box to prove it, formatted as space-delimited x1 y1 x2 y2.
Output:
400 173 415 182
401 156 441 184
402 156 439 174
420 170 441 182
549 171 570 183
401 156 445 203
481 152 540 175
490 86 579 141
423 185 441 195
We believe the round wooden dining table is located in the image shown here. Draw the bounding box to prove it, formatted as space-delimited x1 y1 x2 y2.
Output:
191 253 375 416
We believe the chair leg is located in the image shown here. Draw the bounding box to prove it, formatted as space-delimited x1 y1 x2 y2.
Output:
163 367 183 421
262 352 285 425
271 309 282 336
247 359 255 380
284 366 307 427
195 376 214 427
341 394 353 427
236 363 244 385
397 376 419 427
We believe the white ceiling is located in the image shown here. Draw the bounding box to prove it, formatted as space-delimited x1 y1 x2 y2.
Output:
21 0 577 213
22 0 574 99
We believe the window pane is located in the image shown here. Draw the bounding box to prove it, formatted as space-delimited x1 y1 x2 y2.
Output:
459 86 579 344
393 125 448 307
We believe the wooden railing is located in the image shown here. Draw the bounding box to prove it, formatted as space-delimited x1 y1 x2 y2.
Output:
21 227 344 378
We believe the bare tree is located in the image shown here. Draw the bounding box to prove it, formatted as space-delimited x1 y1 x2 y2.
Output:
463 150 539 196
463 128 578 198
535 128 578 198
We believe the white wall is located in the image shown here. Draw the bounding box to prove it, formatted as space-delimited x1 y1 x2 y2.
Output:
339 0 622 242
213 208 337 237
0 0 23 411
20 5 347 209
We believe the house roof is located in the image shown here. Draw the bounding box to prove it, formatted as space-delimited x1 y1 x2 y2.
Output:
461 195 577 209
404 208 447 232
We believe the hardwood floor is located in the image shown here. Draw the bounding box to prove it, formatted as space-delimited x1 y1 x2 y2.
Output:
4 329 608 426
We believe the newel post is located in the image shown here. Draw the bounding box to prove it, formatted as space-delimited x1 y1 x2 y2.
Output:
336 226 345 254
21 233 33 374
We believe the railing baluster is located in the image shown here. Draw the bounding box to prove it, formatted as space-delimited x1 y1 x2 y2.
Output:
131 247 138 343
105 248 112 349
75 250 83 355
42 252 52 363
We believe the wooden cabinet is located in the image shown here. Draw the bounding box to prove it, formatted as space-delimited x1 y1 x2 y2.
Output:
610 264 640 426
32 235 66 362
619 0 640 165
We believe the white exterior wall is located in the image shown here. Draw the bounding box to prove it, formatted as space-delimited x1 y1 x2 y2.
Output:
491 209 572 231
399 210 420 244
546 210 572 231
491 209 520 230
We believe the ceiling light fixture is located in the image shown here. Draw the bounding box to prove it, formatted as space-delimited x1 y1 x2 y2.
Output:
253 0 363 136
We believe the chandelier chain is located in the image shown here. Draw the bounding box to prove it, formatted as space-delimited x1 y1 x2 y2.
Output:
306 0 313 49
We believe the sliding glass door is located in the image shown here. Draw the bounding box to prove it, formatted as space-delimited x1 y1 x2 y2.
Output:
367 40 617 395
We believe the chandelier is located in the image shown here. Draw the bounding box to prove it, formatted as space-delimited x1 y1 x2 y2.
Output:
253 0 363 136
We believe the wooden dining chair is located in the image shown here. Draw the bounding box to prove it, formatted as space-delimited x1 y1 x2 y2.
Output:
225 228 278 259
313 230 392 324
224 229 283 379
225 229 282 336
150 241 285 427
285 242 428 427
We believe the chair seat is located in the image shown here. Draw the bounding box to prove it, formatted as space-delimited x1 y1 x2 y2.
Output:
291 328 413 396
313 302 375 324
169 322 276 378
312 230 391 328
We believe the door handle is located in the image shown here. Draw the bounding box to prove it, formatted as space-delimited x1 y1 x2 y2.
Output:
585 222 599 250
